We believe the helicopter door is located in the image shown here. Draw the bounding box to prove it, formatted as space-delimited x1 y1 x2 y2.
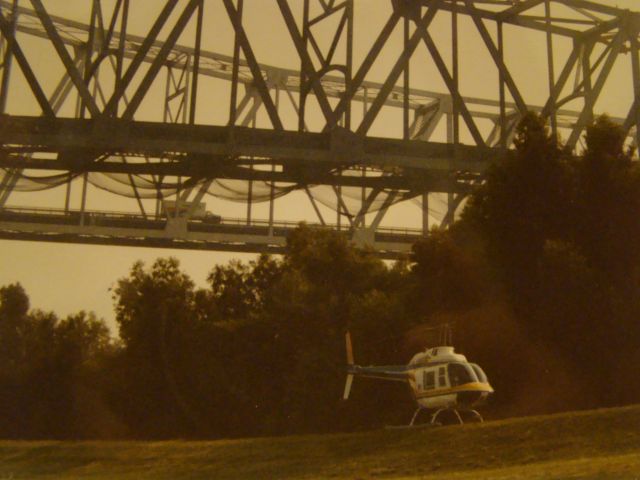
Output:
438 366 447 388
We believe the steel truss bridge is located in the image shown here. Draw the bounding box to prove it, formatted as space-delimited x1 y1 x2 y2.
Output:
0 0 638 258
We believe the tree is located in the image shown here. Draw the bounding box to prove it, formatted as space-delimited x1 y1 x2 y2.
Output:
268 225 410 431
111 258 202 437
461 114 640 411
56 311 112 368
569 117 640 404
0 283 29 367
573 115 640 287
204 254 282 321
0 283 116 439
408 229 484 317
462 112 571 309
26 310 115 438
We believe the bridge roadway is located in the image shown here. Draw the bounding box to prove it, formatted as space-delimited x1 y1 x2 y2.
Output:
0 206 424 259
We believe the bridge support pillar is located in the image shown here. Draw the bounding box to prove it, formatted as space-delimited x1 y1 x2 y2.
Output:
165 217 188 238
352 226 375 250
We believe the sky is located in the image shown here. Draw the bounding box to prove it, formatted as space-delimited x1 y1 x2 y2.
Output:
0 0 638 334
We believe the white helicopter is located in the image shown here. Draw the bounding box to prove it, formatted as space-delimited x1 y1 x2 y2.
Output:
343 325 494 426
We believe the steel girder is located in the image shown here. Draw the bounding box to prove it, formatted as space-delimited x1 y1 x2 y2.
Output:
0 1 634 136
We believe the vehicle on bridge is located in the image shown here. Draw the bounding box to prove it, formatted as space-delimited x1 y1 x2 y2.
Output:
161 201 222 224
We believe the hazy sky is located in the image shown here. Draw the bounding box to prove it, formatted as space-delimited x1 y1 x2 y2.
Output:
1 0 638 334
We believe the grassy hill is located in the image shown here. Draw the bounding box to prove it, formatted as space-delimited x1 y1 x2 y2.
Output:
1 405 639 479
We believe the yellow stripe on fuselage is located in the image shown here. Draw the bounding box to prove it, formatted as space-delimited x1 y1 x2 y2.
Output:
414 382 494 399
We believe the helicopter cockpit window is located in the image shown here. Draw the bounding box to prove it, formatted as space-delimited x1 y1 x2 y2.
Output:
448 363 477 386
470 363 488 383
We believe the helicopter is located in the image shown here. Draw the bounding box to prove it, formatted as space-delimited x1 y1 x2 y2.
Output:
342 325 494 426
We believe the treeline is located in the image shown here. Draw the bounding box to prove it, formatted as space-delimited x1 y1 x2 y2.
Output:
1 114 640 439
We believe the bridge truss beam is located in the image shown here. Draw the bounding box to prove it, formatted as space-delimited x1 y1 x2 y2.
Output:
0 0 638 257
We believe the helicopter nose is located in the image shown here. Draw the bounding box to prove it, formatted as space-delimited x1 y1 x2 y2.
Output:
457 391 484 406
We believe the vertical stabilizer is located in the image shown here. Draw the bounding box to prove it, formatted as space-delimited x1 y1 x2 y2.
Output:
346 331 354 365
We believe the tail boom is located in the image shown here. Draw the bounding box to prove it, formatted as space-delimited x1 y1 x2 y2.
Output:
343 332 408 400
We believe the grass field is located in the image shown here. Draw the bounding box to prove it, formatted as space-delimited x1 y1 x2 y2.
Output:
1 405 639 479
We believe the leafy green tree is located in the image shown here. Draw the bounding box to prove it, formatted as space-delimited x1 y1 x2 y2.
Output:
28 311 115 438
267 226 408 431
111 258 202 437
19 309 59 437
56 311 112 368
0 283 29 367
0 282 115 439
570 118 640 404
409 229 484 317
462 112 571 308
0 284 31 437
204 254 282 321
573 115 640 287
461 114 640 411
53 311 121 438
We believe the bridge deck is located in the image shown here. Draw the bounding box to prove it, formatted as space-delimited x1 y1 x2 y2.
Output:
0 206 422 259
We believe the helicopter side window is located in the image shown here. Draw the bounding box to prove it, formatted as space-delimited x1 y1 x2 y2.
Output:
471 364 488 383
448 363 476 387
438 367 447 387
423 370 435 390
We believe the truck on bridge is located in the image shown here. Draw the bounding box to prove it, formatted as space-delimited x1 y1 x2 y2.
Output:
161 201 221 224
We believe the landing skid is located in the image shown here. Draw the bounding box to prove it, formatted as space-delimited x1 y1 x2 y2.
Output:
384 422 437 430
383 409 483 430
410 407 484 426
